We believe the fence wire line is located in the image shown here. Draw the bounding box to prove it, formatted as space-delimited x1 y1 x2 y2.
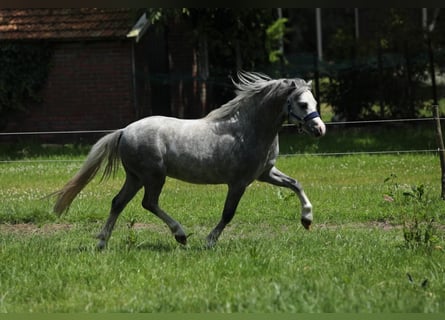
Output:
0 149 440 164
0 129 115 136
0 117 444 136
283 117 444 127
0 117 443 163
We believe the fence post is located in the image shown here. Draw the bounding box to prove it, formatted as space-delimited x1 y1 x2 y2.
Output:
433 104 445 199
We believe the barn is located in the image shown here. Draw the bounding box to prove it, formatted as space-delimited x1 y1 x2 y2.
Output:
0 8 202 141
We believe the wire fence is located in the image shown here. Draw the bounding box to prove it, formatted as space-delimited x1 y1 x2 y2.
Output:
0 117 444 163
283 117 444 127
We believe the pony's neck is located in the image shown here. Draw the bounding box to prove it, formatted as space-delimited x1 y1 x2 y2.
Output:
232 94 287 141
253 94 286 126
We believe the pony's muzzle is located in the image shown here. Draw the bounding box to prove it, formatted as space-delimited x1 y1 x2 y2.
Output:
305 118 326 138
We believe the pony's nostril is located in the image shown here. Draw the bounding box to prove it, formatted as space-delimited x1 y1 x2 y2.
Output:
311 124 326 138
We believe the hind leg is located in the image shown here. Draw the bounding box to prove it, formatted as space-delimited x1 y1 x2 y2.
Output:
141 175 187 245
97 172 141 250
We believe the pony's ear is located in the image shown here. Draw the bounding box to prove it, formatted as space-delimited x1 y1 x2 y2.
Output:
284 79 297 88
307 80 313 86
285 80 297 94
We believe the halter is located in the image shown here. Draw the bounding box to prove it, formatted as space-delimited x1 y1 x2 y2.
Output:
287 100 320 124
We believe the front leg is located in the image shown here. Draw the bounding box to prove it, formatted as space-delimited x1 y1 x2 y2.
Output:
258 166 313 229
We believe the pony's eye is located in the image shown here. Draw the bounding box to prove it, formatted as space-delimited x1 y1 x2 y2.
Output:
298 102 308 109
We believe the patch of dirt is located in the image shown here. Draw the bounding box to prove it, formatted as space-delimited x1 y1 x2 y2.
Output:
316 221 403 231
0 223 72 235
317 221 445 232
0 222 166 236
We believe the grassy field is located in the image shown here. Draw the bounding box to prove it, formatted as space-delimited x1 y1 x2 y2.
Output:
0 127 444 312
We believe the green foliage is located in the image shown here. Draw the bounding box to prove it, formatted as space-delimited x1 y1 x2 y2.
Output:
401 183 439 250
146 8 190 25
322 9 431 120
143 9 441 119
265 17 288 64
125 218 138 250
403 217 437 249
0 42 52 128
383 174 441 251
145 8 275 74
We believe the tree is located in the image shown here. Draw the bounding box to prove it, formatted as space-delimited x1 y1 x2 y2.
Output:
146 8 276 71
323 9 433 120
146 8 282 112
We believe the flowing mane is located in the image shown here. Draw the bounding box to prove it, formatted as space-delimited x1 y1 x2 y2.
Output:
205 71 311 121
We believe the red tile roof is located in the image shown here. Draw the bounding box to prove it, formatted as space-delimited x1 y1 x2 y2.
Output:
0 8 135 40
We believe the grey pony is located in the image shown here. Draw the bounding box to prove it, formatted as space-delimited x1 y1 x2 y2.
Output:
53 71 326 249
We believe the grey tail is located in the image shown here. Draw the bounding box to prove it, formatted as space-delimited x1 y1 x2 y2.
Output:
52 129 123 215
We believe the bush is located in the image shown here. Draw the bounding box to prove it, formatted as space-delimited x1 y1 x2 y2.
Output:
383 174 441 251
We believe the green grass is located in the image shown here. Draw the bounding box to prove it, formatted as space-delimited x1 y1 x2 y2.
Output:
1 97 444 313
1 149 444 312
1 224 443 312
279 122 439 155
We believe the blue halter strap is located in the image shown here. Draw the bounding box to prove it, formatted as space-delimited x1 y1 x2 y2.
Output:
287 102 320 123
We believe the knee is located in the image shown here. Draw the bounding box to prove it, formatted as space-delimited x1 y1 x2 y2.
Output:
290 179 303 192
288 177 301 188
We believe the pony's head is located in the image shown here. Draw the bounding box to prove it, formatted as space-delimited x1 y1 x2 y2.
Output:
286 80 326 138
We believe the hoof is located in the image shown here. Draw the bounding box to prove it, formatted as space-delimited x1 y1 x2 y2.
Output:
205 235 217 249
96 240 107 251
175 234 187 245
206 241 216 249
301 218 312 230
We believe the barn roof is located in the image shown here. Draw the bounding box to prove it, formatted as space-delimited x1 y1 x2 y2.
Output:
0 8 135 41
